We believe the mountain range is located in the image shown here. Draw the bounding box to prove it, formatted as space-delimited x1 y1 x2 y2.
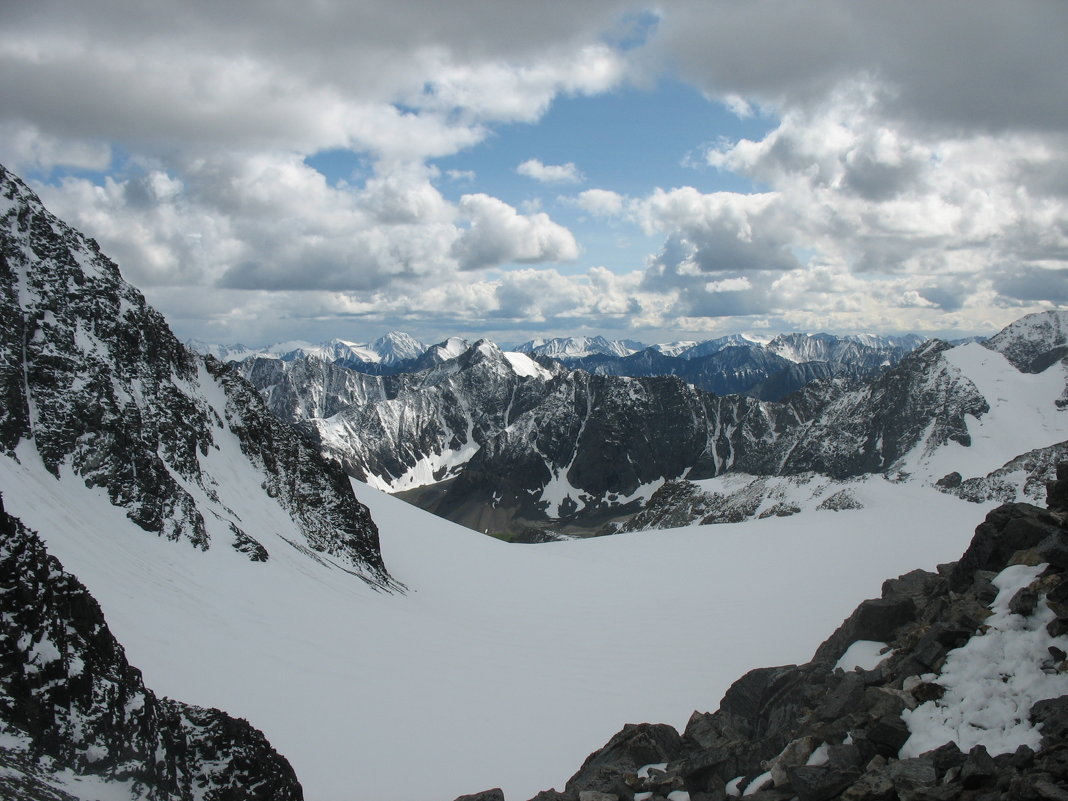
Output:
192 329 929 401
2 160 1068 800
225 311 1067 540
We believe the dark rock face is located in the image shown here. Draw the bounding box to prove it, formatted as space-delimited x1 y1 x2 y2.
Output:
0 164 393 587
0 496 303 801
504 463 1068 801
564 724 684 796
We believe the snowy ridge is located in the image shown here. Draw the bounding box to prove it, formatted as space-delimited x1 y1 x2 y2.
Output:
516 335 646 359
188 330 427 367
0 162 393 586
237 321 1063 539
983 309 1068 373
675 334 761 359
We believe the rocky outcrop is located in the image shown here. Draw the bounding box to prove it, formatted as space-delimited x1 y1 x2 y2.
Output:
0 163 394 587
938 441 1068 505
486 462 1068 801
0 495 303 801
609 475 866 534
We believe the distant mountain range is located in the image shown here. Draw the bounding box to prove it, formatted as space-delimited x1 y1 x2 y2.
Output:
228 310 1067 539
191 330 932 400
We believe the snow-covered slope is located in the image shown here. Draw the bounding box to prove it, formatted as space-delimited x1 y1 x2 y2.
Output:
0 163 392 586
0 448 984 800
0 497 303 801
901 340 1068 481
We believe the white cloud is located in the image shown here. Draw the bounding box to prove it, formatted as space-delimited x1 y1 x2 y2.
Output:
517 159 584 185
705 277 751 293
5 0 1067 342
637 187 799 277
411 44 626 124
38 154 581 296
452 194 580 270
573 188 625 216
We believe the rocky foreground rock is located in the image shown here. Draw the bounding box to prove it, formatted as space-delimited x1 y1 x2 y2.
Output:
458 463 1068 801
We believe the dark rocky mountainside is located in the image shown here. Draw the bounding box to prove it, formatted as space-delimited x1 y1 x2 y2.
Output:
237 328 1003 537
0 164 393 587
0 495 303 801
456 465 1068 801
239 341 556 494
422 338 990 534
620 313 1068 533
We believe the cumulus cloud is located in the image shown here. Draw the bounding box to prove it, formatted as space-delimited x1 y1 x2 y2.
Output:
573 188 625 216
627 78 1067 328
652 0 1068 135
39 155 581 296
638 187 799 278
5 0 1066 341
452 194 580 270
516 159 584 184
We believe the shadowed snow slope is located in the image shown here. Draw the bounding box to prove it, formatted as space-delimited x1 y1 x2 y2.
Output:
0 445 984 801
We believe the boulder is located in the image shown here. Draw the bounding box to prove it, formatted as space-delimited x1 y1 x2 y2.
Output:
786 765 858 801
564 724 683 795
455 791 506 801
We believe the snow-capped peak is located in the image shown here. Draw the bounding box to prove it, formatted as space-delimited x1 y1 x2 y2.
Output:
676 334 761 359
516 335 646 359
370 331 426 363
650 341 698 357
984 310 1068 372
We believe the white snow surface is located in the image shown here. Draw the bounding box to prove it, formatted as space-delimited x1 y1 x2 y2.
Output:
906 342 1068 480
834 640 890 672
503 350 552 380
0 453 983 801
900 563 1068 758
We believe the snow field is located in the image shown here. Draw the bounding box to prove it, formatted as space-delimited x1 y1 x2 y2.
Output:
2 442 986 800
907 343 1068 481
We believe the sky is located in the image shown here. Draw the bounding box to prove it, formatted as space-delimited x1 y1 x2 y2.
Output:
3 0 1067 348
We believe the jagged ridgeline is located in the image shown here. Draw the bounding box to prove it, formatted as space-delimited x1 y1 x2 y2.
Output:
0 164 394 588
235 311 1068 539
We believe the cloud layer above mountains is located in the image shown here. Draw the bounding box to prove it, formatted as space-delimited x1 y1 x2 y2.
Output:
3 0 1066 344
